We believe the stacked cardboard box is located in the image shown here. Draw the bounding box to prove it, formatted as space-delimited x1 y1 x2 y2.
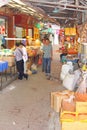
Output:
51 90 87 130
2 56 15 67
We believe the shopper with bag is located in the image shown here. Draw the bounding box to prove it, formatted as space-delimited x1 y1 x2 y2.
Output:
14 43 28 80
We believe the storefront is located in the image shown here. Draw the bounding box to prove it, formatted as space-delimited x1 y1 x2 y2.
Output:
0 17 8 48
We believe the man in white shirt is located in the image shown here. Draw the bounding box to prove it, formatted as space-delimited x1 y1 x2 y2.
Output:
14 43 28 80
21 43 28 73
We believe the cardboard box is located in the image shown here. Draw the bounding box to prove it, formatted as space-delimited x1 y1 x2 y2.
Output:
3 56 15 63
51 90 73 112
76 102 87 113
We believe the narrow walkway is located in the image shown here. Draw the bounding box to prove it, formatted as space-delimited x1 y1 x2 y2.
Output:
0 45 65 130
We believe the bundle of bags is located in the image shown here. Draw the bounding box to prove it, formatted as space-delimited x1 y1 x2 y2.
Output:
60 61 81 91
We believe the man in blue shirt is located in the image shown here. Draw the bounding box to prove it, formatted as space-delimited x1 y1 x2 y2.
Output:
42 38 53 79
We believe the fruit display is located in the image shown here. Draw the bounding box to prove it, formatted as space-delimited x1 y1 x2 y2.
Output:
0 49 13 56
26 38 41 57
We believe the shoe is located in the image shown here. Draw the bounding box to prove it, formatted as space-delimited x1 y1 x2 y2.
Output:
26 74 28 80
18 77 23 80
46 75 51 80
24 74 28 80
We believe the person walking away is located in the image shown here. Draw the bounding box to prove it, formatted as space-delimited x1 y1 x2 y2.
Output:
42 38 53 79
14 43 28 80
21 43 28 73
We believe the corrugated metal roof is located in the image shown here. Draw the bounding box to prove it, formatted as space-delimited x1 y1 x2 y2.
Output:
3 0 87 26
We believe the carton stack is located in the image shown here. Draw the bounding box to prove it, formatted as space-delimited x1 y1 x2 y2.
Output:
51 90 87 130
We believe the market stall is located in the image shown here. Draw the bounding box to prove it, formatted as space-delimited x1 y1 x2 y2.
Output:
0 49 17 89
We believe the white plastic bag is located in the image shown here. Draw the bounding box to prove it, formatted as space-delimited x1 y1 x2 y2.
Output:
73 69 81 88
76 72 87 93
60 62 73 81
63 72 75 91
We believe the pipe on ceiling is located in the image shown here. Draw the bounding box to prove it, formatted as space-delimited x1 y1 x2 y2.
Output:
50 16 77 20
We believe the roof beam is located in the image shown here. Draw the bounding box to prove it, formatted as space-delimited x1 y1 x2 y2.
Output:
50 16 77 20
23 0 87 10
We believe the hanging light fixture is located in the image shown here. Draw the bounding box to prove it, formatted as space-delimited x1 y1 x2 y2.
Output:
52 7 59 13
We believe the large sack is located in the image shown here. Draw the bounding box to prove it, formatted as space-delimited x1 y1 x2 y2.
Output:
60 62 73 80
76 71 87 93
63 72 75 91
73 69 81 88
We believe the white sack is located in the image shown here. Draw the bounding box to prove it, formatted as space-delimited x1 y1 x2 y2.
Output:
76 72 87 93
63 72 75 91
60 62 73 81
73 69 81 88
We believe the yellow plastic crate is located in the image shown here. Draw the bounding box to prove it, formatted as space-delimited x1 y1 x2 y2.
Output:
62 121 87 130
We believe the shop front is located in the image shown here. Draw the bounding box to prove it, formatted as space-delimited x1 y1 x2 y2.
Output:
0 17 8 48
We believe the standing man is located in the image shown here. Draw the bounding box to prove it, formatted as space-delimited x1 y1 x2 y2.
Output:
21 42 28 73
14 43 28 80
42 38 53 79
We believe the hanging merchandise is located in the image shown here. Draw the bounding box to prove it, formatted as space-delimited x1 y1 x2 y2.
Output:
35 23 41 29
70 28 76 35
65 28 70 35
65 28 76 36
66 36 70 42
48 27 52 33
59 29 64 36
0 25 5 34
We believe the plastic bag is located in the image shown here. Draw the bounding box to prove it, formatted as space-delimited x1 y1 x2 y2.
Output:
63 72 75 91
31 64 37 71
60 62 73 81
62 95 75 112
76 72 87 93
73 69 81 88
38 57 42 65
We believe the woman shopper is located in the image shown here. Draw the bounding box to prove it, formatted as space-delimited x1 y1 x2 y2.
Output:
42 38 53 79
14 43 28 80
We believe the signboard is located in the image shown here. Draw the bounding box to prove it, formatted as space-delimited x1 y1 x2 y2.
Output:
0 25 5 34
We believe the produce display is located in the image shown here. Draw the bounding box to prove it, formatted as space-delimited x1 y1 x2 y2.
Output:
26 39 42 57
0 49 15 66
0 49 13 56
59 27 78 55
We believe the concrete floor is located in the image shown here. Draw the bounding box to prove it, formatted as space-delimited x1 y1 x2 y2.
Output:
0 45 65 130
